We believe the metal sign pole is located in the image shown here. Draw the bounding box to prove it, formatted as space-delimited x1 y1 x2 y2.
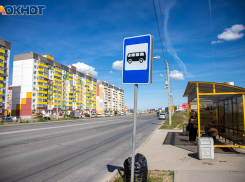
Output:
131 84 138 182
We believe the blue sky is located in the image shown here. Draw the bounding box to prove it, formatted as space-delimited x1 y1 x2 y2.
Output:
1 0 245 110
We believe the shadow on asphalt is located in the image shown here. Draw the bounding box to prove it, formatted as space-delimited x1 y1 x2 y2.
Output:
106 164 122 172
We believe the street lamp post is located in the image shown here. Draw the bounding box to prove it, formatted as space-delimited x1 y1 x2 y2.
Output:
153 57 172 125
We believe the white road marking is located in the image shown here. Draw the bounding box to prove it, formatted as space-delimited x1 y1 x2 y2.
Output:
0 120 118 135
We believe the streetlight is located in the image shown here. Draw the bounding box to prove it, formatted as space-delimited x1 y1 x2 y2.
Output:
153 57 172 125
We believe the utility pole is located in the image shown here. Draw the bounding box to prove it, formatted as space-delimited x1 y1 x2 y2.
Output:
154 57 172 125
166 62 172 125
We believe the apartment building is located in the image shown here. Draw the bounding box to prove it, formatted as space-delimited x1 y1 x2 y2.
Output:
0 39 11 117
96 81 124 114
7 85 12 113
12 52 97 118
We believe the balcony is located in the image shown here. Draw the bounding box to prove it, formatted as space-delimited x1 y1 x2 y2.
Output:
53 78 62 82
0 48 5 54
37 96 47 99
0 55 5 61
37 74 48 79
54 68 62 73
37 79 48 83
37 85 47 89
52 103 62 105
36 101 47 105
37 90 47 94
38 63 48 68
53 73 62 77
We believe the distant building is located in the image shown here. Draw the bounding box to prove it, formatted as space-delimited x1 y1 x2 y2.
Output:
124 106 128 113
96 81 124 114
12 52 124 118
0 39 11 117
12 52 97 118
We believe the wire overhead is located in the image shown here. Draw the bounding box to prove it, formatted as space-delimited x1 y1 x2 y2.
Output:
158 0 168 62
152 0 165 61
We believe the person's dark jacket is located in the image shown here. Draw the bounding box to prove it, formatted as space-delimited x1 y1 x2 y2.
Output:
188 116 198 129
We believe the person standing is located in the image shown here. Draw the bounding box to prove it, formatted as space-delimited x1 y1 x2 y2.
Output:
188 111 198 143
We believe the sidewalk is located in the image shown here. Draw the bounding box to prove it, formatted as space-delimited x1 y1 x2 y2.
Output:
137 129 245 182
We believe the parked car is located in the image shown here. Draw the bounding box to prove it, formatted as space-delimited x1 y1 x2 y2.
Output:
91 114 96 118
1 117 14 122
41 117 51 120
11 116 18 122
158 113 166 120
97 114 105 117
109 114 114 117
105 113 109 117
80 115 85 118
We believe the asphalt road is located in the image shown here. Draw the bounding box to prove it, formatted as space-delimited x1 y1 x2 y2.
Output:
0 114 164 182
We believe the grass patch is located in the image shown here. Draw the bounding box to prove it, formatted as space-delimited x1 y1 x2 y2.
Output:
110 170 174 182
159 112 188 130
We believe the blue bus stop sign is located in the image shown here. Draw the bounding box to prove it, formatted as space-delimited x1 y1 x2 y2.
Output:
122 34 153 84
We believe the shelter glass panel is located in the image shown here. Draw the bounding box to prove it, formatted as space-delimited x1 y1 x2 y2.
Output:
237 96 244 143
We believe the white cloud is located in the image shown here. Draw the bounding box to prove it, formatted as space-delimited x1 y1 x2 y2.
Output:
170 70 184 81
218 24 245 41
112 60 123 70
71 62 98 76
159 74 163 77
110 70 113 74
211 40 224 44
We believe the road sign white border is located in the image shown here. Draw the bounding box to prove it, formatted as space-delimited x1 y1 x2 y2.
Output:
122 34 153 84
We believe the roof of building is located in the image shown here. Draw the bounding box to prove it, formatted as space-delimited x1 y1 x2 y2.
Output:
0 39 11 50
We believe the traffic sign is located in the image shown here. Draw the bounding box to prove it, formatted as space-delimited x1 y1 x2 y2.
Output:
123 34 153 84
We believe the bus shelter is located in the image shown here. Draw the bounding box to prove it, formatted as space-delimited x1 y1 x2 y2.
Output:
183 81 245 148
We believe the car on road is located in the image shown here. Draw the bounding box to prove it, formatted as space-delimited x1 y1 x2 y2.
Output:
158 113 166 120
1 117 14 122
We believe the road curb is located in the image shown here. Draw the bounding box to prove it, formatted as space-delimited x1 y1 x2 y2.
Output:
174 170 178 182
102 119 165 182
135 120 165 153
102 168 123 182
